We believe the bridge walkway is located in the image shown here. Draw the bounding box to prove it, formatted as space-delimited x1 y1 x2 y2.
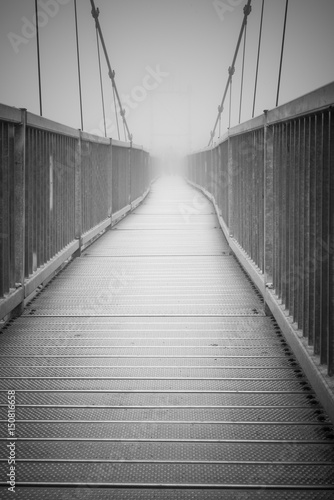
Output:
0 176 333 499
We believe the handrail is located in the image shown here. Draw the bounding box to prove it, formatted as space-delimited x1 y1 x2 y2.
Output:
0 103 153 321
195 81 334 152
187 81 334 381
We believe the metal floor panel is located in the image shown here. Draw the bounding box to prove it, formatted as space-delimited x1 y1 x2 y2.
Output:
0 347 288 357
1 422 331 441
3 442 334 466
1 337 288 347
1 462 334 485
0 356 305 367
0 392 321 406
3 489 334 500
3 315 277 330
0 337 288 346
0 407 329 423
0 366 308 378
0 378 312 392
4 489 334 500
0 176 333 496
10 440 334 462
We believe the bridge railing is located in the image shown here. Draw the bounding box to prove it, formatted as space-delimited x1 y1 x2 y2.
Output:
111 140 151 219
0 104 152 320
187 82 334 376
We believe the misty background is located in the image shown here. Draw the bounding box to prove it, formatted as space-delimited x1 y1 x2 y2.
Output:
0 0 333 160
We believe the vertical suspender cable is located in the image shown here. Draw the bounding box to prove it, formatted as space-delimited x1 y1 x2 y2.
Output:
112 85 120 140
238 22 247 124
252 0 264 118
276 0 289 107
229 78 233 129
34 0 43 116
122 120 127 142
96 28 107 137
74 0 84 130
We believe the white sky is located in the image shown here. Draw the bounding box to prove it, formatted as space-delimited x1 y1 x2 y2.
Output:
0 0 333 156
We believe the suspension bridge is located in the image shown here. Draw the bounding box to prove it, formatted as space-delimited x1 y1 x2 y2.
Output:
0 0 333 498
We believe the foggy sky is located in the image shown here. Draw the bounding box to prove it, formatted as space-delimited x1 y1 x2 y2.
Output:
1 0 333 155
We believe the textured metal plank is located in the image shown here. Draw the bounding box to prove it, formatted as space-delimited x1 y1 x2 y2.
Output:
0 367 302 379
2 488 333 500
0 338 290 347
4 440 334 462
0 176 333 496
0 392 321 407
0 356 304 367
0 407 329 423
0 462 333 485
0 378 313 392
1 422 331 441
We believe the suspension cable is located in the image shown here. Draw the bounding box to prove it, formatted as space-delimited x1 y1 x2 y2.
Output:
208 0 252 147
95 26 107 137
276 0 289 107
229 69 234 129
252 0 264 118
238 20 247 124
74 0 84 130
122 119 127 142
34 0 43 116
112 84 120 141
90 0 133 145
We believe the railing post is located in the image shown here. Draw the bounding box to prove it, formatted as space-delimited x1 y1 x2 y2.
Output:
227 132 234 236
128 146 132 205
263 111 274 316
12 109 27 314
329 110 334 376
107 138 113 218
264 111 274 285
74 130 82 256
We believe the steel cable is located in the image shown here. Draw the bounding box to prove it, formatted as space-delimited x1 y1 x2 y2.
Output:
276 0 289 107
238 21 247 124
96 27 107 137
252 0 265 118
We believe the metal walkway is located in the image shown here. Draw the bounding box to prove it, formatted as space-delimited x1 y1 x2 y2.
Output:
1 176 334 499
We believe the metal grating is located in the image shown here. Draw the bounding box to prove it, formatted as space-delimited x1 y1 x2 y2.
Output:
3 489 334 500
0 176 333 497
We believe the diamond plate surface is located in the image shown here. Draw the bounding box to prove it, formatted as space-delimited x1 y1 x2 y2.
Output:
0 356 305 367
5 440 334 462
0 406 329 423
0 392 321 407
2 489 333 500
1 421 332 441
0 346 287 357
0 338 287 347
2 315 276 330
0 176 333 495
0 367 301 378
0 462 333 485
0 378 312 392
115 214 220 230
